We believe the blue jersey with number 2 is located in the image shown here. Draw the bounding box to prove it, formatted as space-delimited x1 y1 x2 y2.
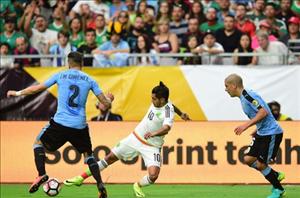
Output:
44 69 102 129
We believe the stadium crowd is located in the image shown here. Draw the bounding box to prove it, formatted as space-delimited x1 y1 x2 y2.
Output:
0 0 300 68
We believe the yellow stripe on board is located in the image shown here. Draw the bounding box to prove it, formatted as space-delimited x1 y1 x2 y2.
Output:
25 66 206 121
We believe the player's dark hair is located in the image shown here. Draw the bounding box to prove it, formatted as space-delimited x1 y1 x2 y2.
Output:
268 101 281 110
68 51 83 66
152 81 169 101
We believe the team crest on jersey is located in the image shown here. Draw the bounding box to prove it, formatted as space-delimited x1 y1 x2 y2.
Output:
252 100 259 107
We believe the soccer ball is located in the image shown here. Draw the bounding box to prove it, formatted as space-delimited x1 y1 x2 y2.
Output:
43 178 61 197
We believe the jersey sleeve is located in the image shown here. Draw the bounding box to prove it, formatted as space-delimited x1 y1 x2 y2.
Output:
246 92 264 111
163 103 175 127
90 78 102 96
43 73 59 88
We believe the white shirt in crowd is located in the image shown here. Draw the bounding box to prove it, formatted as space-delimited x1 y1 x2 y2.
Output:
256 41 295 65
30 28 58 66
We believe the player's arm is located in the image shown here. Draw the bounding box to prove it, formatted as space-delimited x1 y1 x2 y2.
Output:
144 125 171 139
172 104 191 121
235 107 268 135
7 84 48 97
96 93 113 110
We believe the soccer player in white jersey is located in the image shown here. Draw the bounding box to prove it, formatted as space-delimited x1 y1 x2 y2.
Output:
64 82 185 197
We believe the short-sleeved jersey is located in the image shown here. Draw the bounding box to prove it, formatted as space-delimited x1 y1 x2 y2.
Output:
239 89 283 136
134 101 175 148
43 69 102 129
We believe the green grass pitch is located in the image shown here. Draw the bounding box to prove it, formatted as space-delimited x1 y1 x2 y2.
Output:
1 184 300 198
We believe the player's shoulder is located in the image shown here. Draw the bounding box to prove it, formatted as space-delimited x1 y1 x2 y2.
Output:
165 101 174 111
242 89 260 102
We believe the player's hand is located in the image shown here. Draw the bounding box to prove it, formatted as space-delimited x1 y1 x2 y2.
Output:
7 90 17 97
144 132 153 140
181 113 191 121
106 92 114 102
250 130 257 137
234 124 248 135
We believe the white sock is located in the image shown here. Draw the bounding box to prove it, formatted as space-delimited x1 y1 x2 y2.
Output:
139 175 153 187
97 159 108 171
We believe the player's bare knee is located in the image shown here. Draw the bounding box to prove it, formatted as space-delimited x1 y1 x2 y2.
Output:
105 152 119 165
243 156 255 166
256 161 267 171
148 173 159 183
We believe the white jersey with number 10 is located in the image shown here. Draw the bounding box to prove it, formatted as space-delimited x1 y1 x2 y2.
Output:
134 101 175 148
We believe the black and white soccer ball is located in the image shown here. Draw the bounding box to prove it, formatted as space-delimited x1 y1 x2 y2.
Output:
42 178 61 197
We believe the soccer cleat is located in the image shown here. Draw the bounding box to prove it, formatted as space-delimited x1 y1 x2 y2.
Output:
98 183 108 198
272 172 285 192
133 182 145 198
29 174 49 193
267 188 285 198
63 176 84 186
277 172 285 182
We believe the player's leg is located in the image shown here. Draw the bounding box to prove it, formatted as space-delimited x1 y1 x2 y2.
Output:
68 126 107 197
64 135 136 186
134 145 161 197
245 134 285 198
29 121 66 193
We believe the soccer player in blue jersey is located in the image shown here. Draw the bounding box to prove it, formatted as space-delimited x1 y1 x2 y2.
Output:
224 74 285 198
7 52 110 198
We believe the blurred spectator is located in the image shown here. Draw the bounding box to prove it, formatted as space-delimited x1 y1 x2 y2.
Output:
0 0 16 33
127 15 145 52
268 101 292 121
134 34 158 66
156 1 171 21
233 34 255 65
260 2 287 38
110 0 127 19
91 101 122 121
170 4 188 46
14 37 40 68
153 18 179 65
93 21 130 67
186 0 206 25
291 0 300 17
216 15 242 53
69 17 84 48
95 14 109 46
200 7 224 33
143 5 156 39
247 0 266 26
116 11 130 34
253 30 293 65
231 0 254 10
38 0 53 22
182 18 203 49
17 2 40 33
201 0 220 13
49 30 77 67
0 43 14 68
136 0 147 18
251 21 278 49
48 6 67 32
179 35 202 65
78 28 98 66
125 0 137 25
217 0 235 23
0 17 25 51
192 31 224 65
24 14 58 66
276 0 295 27
70 0 110 21
80 3 96 30
235 3 256 37
280 17 300 53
